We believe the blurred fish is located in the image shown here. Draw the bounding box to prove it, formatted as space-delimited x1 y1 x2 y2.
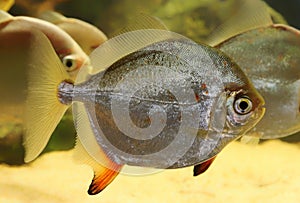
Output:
0 0 14 11
4 0 107 54
38 10 107 54
0 10 89 79
206 0 273 47
217 25 300 140
0 9 89 163
207 0 300 139
23 29 264 194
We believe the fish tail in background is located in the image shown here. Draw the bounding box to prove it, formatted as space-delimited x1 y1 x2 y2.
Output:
206 0 273 47
23 31 71 163
0 10 13 23
73 102 123 195
0 0 14 11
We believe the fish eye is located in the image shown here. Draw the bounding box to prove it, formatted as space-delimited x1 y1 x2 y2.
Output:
234 97 253 115
62 55 77 72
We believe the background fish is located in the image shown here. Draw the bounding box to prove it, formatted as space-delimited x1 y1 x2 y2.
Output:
0 10 89 78
4 0 107 55
38 10 107 54
206 0 300 140
0 35 75 164
23 29 264 194
11 0 287 43
0 9 92 164
216 25 300 140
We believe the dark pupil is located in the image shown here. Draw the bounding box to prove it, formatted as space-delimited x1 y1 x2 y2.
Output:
65 59 73 68
239 101 249 111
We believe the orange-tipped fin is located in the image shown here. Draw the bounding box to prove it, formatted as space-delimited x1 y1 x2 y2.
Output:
73 138 123 195
193 157 216 176
88 162 122 195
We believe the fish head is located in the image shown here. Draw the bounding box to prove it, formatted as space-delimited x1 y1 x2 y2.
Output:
206 48 265 139
224 82 265 136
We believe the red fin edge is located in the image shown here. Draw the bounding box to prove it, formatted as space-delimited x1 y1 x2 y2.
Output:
88 164 123 195
193 157 216 177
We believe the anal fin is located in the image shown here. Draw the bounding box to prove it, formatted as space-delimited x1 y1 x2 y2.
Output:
74 138 123 195
193 157 216 177
89 163 122 195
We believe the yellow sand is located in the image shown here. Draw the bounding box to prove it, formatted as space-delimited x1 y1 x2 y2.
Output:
0 140 299 203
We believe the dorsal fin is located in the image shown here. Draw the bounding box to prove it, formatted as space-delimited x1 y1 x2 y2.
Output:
0 10 13 24
206 0 273 46
38 10 67 24
111 13 168 37
83 29 186 76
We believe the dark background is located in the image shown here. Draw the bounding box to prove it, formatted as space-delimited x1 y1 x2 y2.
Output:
265 0 300 29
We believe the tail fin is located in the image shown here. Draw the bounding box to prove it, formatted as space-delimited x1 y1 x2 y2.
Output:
23 31 71 163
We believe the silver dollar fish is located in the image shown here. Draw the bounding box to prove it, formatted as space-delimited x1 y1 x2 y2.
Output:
207 0 300 140
23 29 265 194
217 25 300 140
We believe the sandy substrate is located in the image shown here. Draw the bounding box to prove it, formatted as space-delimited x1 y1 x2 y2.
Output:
0 140 299 203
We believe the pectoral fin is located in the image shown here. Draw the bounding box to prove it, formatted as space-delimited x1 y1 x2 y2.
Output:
193 157 216 177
